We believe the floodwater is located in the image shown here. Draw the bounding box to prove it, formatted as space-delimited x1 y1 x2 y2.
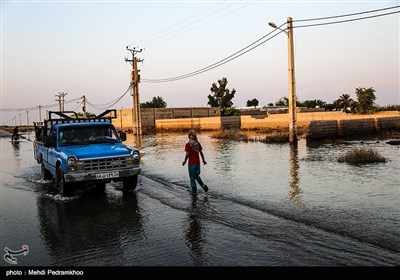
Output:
1 131 399 269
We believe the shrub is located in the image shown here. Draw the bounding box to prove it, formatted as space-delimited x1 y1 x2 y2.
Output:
337 147 386 164
262 132 289 143
211 130 249 141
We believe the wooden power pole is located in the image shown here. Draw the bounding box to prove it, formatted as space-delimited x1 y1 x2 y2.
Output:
125 46 143 147
287 17 298 145
55 92 68 112
268 17 298 145
82 95 87 116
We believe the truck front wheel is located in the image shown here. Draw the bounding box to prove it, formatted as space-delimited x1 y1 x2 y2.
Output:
122 175 138 190
55 166 74 197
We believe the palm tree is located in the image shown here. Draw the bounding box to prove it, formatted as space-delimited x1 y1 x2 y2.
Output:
354 87 376 114
337 94 353 111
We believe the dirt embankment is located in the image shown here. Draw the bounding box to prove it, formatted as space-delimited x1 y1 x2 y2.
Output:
0 130 12 137
0 126 34 137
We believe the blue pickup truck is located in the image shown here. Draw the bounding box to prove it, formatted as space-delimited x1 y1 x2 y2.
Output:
33 110 141 196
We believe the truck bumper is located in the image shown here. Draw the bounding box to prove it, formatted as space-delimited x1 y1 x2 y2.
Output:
64 167 141 183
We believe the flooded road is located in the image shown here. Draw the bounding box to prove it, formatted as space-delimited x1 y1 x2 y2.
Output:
1 132 399 269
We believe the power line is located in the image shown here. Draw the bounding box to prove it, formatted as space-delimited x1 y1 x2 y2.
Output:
86 85 132 111
1 96 83 112
142 23 286 83
294 10 399 29
64 49 126 92
135 0 234 47
3 5 397 111
294 5 399 22
141 5 399 84
141 1 256 49
1 1 257 113
53 2 251 98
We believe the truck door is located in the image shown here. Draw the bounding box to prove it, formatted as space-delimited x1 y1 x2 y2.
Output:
47 127 58 175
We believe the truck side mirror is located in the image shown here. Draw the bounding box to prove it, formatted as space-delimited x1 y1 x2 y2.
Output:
119 131 127 141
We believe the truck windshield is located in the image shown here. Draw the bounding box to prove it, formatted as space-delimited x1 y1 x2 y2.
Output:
58 125 120 146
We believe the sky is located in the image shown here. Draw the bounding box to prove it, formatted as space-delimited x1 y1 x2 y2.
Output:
1 0 399 125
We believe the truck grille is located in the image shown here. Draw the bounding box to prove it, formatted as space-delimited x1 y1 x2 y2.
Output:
81 156 135 171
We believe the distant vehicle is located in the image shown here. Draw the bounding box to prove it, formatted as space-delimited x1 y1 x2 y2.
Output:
33 110 141 196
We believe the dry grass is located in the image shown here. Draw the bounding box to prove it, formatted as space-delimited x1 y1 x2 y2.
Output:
211 130 291 143
211 130 249 141
261 132 289 143
337 147 386 164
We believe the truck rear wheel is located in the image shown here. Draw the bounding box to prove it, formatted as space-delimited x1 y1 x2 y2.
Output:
55 166 74 197
41 161 52 180
122 175 138 190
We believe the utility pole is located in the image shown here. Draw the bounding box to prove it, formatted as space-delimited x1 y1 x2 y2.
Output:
287 17 298 145
38 105 42 122
268 17 298 145
26 111 30 126
125 46 143 147
82 95 87 116
55 92 68 112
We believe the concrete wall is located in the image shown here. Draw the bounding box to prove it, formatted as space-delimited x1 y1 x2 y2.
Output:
156 117 221 131
340 118 375 137
113 107 220 132
306 116 400 141
113 108 399 139
306 120 338 140
221 116 241 130
376 116 400 131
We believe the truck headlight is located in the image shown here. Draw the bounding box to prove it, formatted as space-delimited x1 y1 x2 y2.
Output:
130 150 140 165
67 156 77 172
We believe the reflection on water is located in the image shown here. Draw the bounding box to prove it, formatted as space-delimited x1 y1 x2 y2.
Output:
139 132 400 253
2 134 400 266
185 195 205 264
36 191 143 265
211 139 239 175
12 143 20 153
289 144 301 201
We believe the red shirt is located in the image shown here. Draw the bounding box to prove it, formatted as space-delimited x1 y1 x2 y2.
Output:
185 142 202 165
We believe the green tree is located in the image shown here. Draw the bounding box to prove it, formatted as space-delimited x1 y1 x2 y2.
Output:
325 103 336 111
302 100 316 108
336 94 353 111
141 96 167 108
299 99 326 109
315 99 327 108
223 107 241 116
275 97 288 106
354 87 376 114
208 77 236 115
246 98 259 107
349 100 359 113
75 112 96 118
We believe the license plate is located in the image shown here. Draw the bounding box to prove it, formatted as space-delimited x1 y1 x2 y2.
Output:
95 171 119 179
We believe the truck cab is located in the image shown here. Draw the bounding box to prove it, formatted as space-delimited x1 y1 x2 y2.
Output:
34 110 141 196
